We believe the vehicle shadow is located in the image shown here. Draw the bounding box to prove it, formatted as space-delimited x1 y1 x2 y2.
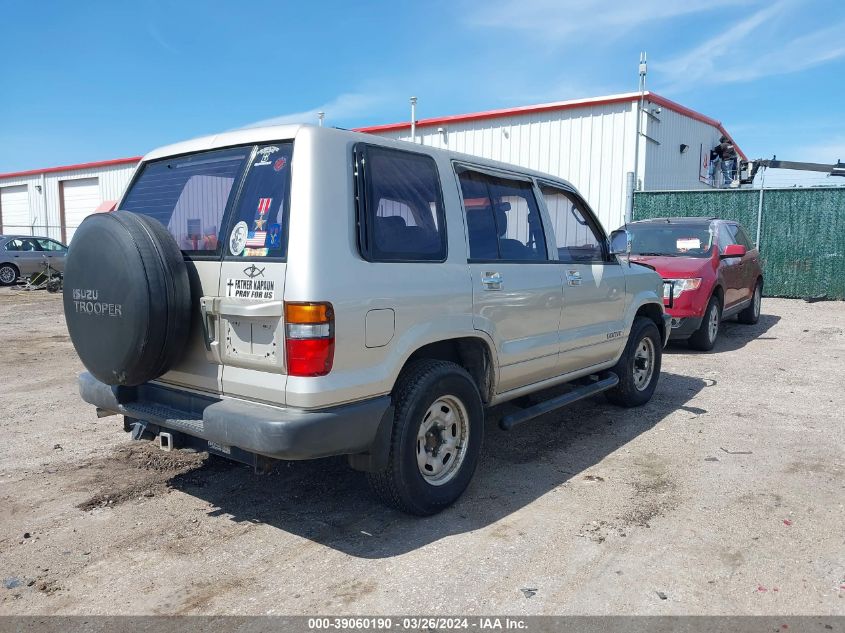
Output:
166 371 706 559
665 313 781 355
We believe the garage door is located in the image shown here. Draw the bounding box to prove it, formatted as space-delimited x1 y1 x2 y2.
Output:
61 178 100 243
0 185 31 235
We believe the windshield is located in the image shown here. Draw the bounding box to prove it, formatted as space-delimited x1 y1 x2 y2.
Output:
120 142 293 258
626 223 714 258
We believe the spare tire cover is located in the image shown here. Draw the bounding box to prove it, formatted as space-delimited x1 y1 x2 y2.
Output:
63 211 192 386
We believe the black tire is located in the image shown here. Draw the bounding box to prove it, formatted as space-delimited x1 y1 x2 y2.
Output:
737 279 762 324
688 296 721 351
367 359 484 516
0 263 19 286
63 211 192 386
605 317 662 408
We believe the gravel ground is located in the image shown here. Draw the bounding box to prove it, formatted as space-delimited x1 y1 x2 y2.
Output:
0 288 843 615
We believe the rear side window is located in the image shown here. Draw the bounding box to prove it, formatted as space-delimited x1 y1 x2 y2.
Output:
226 143 293 258
539 185 605 263
458 169 547 261
121 147 251 254
36 239 67 252
355 145 446 262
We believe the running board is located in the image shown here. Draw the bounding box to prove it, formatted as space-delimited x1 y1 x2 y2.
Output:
499 372 619 431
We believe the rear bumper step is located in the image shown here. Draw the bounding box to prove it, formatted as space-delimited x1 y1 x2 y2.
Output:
499 372 619 431
79 372 391 460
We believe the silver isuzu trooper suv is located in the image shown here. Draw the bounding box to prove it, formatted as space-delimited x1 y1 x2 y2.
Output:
63 124 669 515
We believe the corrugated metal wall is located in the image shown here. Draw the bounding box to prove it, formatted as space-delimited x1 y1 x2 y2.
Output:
0 163 137 241
642 106 723 192
376 100 729 231
375 102 638 231
633 187 845 300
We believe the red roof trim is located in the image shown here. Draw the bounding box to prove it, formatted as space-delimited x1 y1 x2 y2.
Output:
355 93 640 133
354 91 747 161
0 156 141 180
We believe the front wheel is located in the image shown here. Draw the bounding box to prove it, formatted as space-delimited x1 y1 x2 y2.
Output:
605 317 662 408
688 297 721 351
0 264 18 286
367 359 484 515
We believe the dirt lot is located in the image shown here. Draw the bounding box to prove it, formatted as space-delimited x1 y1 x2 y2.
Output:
0 289 843 615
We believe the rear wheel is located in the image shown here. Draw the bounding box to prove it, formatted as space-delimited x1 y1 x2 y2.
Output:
605 317 662 407
688 297 721 351
368 359 484 515
738 280 762 324
0 264 18 286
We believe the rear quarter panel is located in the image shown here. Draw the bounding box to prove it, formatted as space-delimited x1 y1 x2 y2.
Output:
282 129 481 409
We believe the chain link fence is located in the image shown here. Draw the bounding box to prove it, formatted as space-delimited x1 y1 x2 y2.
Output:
633 187 845 300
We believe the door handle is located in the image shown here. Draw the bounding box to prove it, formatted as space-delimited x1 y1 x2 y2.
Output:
481 271 503 290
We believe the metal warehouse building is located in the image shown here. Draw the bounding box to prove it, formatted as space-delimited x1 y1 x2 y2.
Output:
0 90 742 241
0 157 139 243
361 91 745 230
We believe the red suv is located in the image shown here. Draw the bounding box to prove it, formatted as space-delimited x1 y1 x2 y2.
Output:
621 217 763 350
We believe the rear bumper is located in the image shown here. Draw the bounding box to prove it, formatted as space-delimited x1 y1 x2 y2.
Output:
79 372 391 460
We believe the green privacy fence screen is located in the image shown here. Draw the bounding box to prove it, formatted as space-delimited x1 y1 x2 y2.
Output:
633 187 845 300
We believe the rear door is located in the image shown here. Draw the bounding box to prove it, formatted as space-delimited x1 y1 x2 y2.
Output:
119 145 253 394
538 183 626 374
217 143 294 404
457 167 563 393
727 223 758 300
35 238 68 272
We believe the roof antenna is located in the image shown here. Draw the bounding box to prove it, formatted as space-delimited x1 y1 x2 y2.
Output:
410 96 418 143
317 111 325 127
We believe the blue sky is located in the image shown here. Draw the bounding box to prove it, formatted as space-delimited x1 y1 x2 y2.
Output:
1 0 844 174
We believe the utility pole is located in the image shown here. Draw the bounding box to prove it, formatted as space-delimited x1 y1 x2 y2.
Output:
626 51 647 223
410 97 418 143
317 111 325 127
755 165 766 248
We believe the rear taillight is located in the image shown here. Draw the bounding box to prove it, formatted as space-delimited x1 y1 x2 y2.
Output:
285 302 334 377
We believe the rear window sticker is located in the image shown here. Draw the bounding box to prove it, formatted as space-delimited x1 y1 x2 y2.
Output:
229 221 248 256
273 157 287 171
253 146 280 167
677 238 701 251
257 198 273 213
226 277 275 299
244 247 269 257
246 231 267 248
268 224 282 248
254 214 267 231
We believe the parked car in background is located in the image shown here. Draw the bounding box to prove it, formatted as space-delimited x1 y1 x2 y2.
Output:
0 235 68 286
620 217 763 351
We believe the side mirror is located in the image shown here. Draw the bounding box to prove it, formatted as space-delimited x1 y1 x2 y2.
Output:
609 229 631 256
721 244 746 258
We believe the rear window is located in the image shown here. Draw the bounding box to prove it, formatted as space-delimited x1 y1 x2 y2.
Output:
121 147 250 255
355 144 446 262
120 142 294 258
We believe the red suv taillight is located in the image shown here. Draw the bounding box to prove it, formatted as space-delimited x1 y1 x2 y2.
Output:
284 302 334 377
